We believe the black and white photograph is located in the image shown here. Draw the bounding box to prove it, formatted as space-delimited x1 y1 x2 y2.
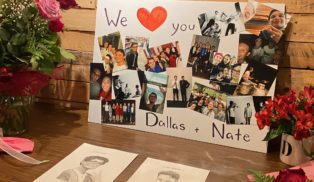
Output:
226 96 255 125
34 143 138 182
166 68 192 108
143 41 182 72
209 52 237 83
127 158 210 182
239 34 284 65
102 100 136 125
139 71 168 114
112 70 141 100
187 35 220 80
187 82 227 122
98 32 124 74
198 3 244 38
233 61 278 96
125 36 150 71
90 63 112 101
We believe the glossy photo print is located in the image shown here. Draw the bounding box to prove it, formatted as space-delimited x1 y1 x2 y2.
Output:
226 96 255 125
187 82 227 122
112 70 141 100
198 2 244 38
102 100 136 125
139 71 169 114
98 32 124 73
166 67 192 108
90 63 112 101
124 36 150 71
187 35 220 80
233 61 277 96
143 41 182 72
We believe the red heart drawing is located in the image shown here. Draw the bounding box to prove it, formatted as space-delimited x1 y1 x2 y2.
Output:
137 6 167 32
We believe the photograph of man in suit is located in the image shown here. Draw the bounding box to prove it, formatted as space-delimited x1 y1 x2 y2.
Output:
179 76 190 102
126 43 139 70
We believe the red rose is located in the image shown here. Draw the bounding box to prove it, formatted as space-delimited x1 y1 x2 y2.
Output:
48 18 64 32
35 0 61 21
275 168 308 182
57 0 78 10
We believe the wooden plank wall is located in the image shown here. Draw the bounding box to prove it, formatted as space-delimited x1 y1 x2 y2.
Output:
37 0 314 108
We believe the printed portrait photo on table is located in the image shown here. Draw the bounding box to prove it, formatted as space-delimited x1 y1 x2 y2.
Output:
233 61 277 96
34 143 138 182
187 35 220 80
166 68 192 108
187 82 227 122
198 2 244 38
90 63 112 101
143 41 182 73
112 70 141 100
124 36 150 71
127 158 209 182
139 72 168 114
102 100 136 125
98 32 125 73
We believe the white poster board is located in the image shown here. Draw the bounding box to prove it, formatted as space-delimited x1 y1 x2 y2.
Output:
89 0 286 153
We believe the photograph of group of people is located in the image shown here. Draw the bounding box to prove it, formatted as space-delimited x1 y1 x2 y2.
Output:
187 35 220 79
98 32 125 74
90 1 287 128
166 68 192 108
102 100 136 125
187 82 227 122
143 41 182 73
234 61 277 96
198 3 244 38
112 70 141 100
139 71 169 114
90 63 112 101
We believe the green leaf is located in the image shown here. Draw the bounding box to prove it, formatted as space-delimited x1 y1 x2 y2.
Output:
10 33 27 46
6 42 18 55
263 125 287 141
0 28 10 42
59 47 76 61
248 169 275 182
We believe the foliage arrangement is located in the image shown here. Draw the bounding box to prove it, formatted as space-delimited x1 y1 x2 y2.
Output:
0 0 77 96
255 86 314 141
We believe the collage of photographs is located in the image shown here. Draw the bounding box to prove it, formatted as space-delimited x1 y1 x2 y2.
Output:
91 1 288 126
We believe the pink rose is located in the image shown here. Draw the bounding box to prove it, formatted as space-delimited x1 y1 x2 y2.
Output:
57 0 78 10
275 168 308 182
48 18 64 32
35 0 61 21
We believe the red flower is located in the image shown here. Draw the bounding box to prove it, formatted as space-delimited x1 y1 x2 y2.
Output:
0 67 13 82
275 168 308 182
48 18 64 32
57 0 78 10
35 0 61 21
294 128 311 140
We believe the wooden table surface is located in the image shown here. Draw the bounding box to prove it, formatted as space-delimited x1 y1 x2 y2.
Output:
0 103 289 182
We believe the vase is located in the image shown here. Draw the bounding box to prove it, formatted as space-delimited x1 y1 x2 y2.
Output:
280 133 313 166
0 95 33 136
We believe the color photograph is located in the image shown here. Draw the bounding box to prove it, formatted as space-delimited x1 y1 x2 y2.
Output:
102 100 136 125
166 67 192 108
125 36 150 71
90 63 112 101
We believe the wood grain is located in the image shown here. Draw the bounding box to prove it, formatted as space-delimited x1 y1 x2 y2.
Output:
0 103 289 182
62 9 96 32
59 31 95 52
37 80 90 103
76 0 96 9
